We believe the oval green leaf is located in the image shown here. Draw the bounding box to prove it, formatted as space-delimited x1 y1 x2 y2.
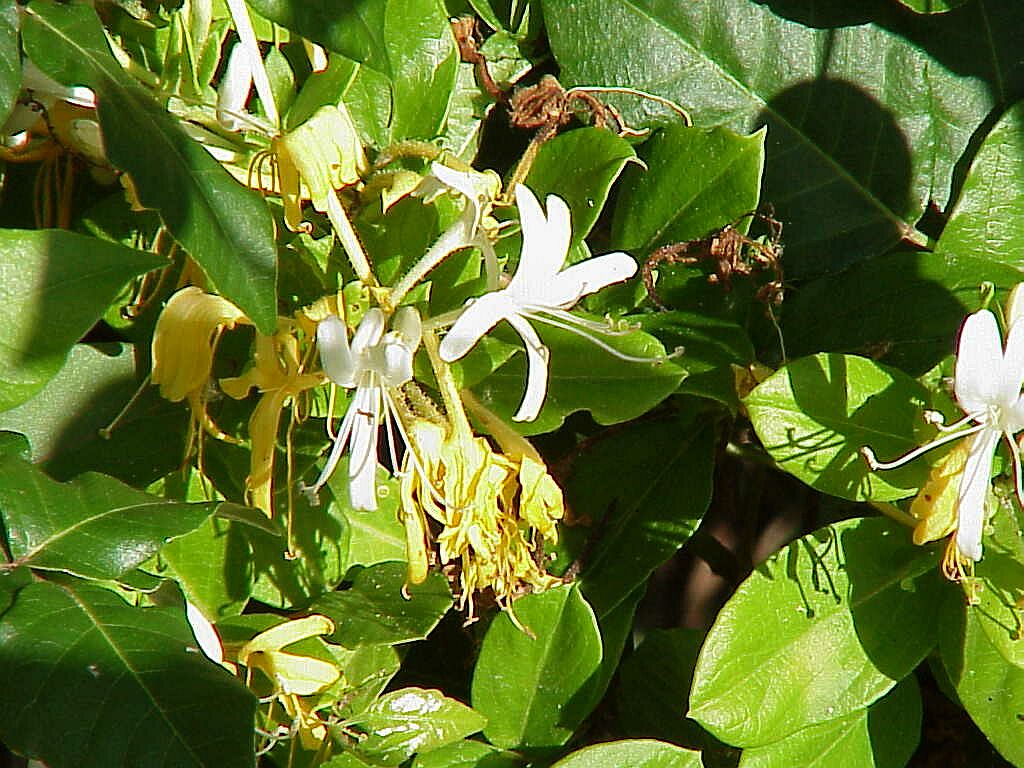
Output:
744 353 933 501
349 688 487 766
690 517 942 747
472 584 603 749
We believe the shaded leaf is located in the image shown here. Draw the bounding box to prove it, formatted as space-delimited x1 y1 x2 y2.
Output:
779 252 1024 376
545 0 996 276
0 0 19 125
0 454 217 579
472 584 602 749
23 1 279 333
0 579 255 768
313 561 452 648
411 740 525 768
690 517 942 747
350 687 487 766
0 231 162 412
744 353 933 501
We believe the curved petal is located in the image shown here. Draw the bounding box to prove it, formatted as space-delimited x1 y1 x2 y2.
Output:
439 293 516 361
352 308 386 356
1007 283 1024 331
348 386 381 511
216 44 254 131
317 315 356 387
185 602 224 665
1000 311 1024 407
955 310 1002 415
508 185 570 297
955 427 999 561
382 341 414 387
392 306 422 350
506 314 550 422
536 251 638 309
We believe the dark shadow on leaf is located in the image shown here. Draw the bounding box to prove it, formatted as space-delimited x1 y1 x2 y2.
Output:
756 78 913 278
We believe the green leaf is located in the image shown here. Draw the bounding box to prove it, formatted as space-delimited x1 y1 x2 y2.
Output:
611 125 764 253
936 101 1024 268
939 504 1024 764
149 517 253 620
779 251 1024 376
246 0 389 73
617 628 719 749
472 584 603 750
411 740 525 768
312 561 452 648
0 565 31 616
0 579 256 768
349 688 487 766
544 0 996 276
0 230 162 412
0 454 218 579
690 517 943 747
570 409 715 618
744 353 933 501
386 0 459 142
0 0 19 125
472 322 685 436
549 740 703 768
737 676 922 768
526 128 637 247
23 1 279 333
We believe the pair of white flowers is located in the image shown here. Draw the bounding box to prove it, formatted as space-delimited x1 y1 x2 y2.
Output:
864 287 1024 563
307 170 639 509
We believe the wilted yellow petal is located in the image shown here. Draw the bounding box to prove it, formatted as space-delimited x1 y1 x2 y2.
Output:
239 614 335 658
910 441 969 546
151 286 249 402
244 649 340 696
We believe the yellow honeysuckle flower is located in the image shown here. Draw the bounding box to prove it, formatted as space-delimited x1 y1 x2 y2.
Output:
237 615 341 697
220 323 324 516
151 286 250 443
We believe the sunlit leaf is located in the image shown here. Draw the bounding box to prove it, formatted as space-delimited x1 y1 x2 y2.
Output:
690 517 942 747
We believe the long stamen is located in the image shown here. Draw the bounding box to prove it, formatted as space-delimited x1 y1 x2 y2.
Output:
526 311 684 363
1006 430 1024 511
925 410 982 433
543 307 639 336
383 390 449 508
301 392 359 504
860 423 986 471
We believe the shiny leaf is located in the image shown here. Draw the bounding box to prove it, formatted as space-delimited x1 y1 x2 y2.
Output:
550 740 703 768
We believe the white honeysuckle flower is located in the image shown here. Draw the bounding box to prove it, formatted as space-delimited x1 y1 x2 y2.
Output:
863 304 1024 563
185 601 224 665
217 43 254 132
439 183 643 422
4 59 96 145
413 161 503 288
302 307 421 510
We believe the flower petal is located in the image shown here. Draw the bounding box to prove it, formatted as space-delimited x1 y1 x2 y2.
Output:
440 292 516 361
508 185 570 297
1006 283 1024 330
955 310 1002 415
537 251 638 308
428 162 481 202
506 314 550 422
185 601 224 665
348 386 381 510
955 427 999 561
216 44 254 131
317 314 356 387
392 306 422 350
352 307 386 356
